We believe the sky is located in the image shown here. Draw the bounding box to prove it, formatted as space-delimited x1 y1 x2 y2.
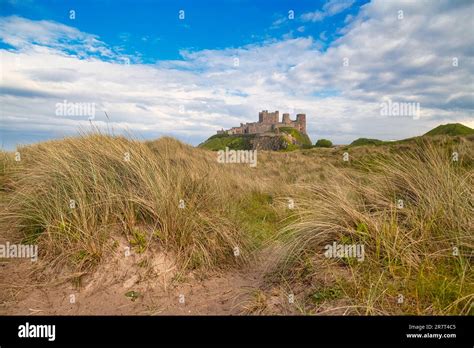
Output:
0 0 473 149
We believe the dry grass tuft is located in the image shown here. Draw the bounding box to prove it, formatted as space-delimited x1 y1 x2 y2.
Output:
0 132 263 273
277 140 473 315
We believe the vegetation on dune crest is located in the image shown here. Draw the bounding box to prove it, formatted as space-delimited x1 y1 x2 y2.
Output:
0 133 271 272
197 133 255 151
350 138 384 147
424 123 474 137
277 139 474 315
348 123 473 148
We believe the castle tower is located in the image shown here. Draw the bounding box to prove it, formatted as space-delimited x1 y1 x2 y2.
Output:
296 114 307 134
259 110 279 124
270 111 279 124
282 113 291 124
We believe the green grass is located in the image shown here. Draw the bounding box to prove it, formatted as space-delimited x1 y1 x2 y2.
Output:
310 286 343 305
350 138 385 147
125 290 140 301
348 124 473 148
130 228 147 253
198 134 254 151
314 139 333 148
278 127 312 147
424 123 474 136
231 191 280 248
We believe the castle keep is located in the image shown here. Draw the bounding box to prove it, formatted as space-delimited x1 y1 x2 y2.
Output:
217 110 307 135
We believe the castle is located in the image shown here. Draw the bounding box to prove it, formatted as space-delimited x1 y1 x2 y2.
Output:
217 110 307 135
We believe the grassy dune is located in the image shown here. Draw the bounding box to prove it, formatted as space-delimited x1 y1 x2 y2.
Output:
277 140 473 315
0 132 472 315
0 133 271 273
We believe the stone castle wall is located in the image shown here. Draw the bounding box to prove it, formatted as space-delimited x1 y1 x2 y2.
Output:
217 110 307 135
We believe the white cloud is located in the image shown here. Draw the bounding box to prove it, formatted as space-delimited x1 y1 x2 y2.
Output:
1 0 473 149
270 17 287 29
0 16 116 59
302 0 355 22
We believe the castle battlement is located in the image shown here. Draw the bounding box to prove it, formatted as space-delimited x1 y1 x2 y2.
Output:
217 110 307 136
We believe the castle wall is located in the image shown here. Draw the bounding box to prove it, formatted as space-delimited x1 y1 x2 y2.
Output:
220 110 307 136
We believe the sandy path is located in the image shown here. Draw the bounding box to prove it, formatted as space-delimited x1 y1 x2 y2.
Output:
0 244 288 315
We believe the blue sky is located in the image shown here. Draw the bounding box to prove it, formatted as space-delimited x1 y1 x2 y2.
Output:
0 0 473 149
1 0 368 61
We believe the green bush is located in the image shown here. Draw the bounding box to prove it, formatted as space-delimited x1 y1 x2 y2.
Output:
350 138 384 147
314 139 333 148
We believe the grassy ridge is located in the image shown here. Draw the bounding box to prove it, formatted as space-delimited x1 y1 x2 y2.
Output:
277 139 474 314
425 123 474 136
0 133 274 272
349 123 473 148
350 138 385 146
197 133 255 151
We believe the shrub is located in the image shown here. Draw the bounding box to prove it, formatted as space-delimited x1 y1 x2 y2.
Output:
350 138 384 147
314 139 333 148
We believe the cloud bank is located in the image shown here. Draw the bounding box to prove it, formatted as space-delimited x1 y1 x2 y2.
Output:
1 0 473 149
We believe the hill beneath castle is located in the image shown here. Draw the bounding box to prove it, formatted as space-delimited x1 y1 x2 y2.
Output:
198 127 312 151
